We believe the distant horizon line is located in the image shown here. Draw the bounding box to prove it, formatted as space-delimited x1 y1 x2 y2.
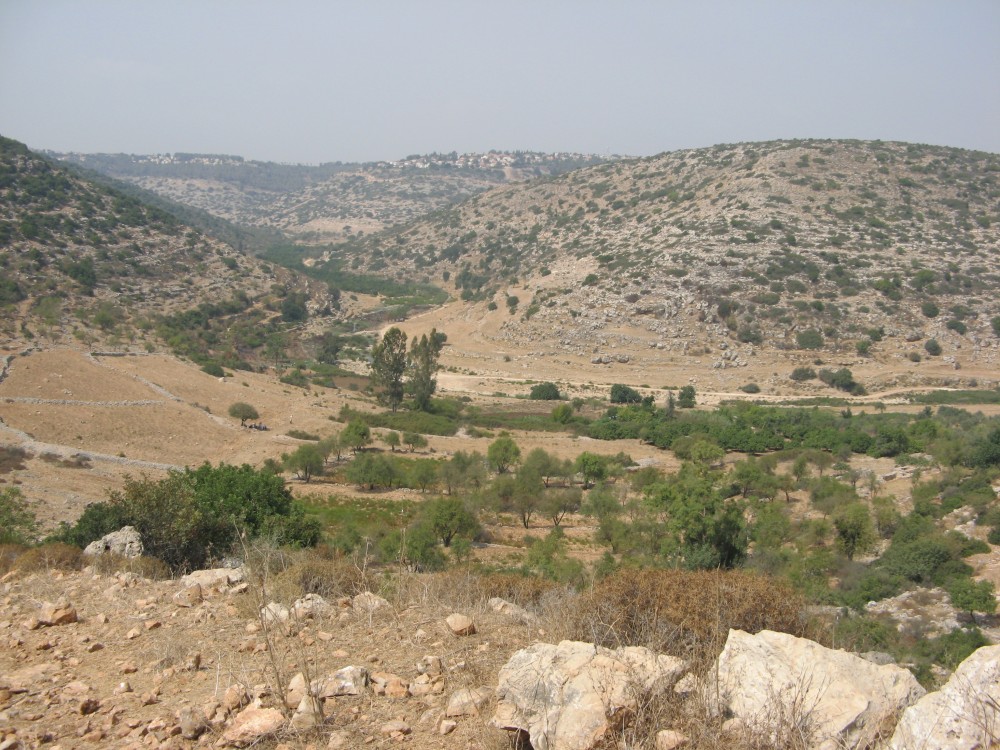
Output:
20 134 1000 168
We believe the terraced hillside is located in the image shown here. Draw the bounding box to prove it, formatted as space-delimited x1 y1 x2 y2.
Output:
48 151 610 243
0 136 335 359
325 139 1000 389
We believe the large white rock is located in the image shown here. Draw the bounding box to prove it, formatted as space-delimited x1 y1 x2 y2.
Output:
713 629 925 750
889 644 1000 750
491 640 686 750
83 526 144 558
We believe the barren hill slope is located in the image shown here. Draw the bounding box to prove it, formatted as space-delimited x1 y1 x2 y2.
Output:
330 139 1000 392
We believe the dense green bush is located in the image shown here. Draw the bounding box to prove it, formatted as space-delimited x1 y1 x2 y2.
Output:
55 463 319 571
529 382 562 400
610 383 642 404
925 339 942 356
790 366 817 381
796 329 824 349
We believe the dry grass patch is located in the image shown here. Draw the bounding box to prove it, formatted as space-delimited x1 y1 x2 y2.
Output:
562 568 804 662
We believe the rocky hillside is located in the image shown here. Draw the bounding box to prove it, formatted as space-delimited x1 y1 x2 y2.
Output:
48 151 611 243
0 136 335 351
327 139 1000 385
2 560 997 750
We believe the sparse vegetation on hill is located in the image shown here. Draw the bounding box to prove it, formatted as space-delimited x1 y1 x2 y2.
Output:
318 139 1000 385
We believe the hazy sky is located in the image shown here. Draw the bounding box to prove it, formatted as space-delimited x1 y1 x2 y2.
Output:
2 1 998 163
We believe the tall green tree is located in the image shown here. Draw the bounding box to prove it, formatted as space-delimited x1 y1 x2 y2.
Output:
408 329 443 411
370 327 408 412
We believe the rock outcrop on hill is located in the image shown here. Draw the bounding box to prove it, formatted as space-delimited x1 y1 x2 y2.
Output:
889 644 1000 750
710 629 926 750
491 640 686 750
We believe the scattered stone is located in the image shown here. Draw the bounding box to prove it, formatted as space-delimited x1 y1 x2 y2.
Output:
286 673 308 708
417 655 444 676
178 707 208 740
313 666 370 698
380 720 411 735
125 628 140 640
890 644 1000 750
180 567 244 591
447 687 492 717
327 730 350 749
439 719 458 735
292 593 332 620
492 640 686 750
290 695 324 730
446 613 476 636
372 672 409 698
38 599 78 627
712 629 925 750
655 729 689 750
222 685 250 713
261 602 290 624
172 584 203 608
488 597 537 625
221 706 285 747
352 592 389 612
83 526 144 558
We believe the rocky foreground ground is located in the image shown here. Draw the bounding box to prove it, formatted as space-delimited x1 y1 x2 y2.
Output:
2 552 999 750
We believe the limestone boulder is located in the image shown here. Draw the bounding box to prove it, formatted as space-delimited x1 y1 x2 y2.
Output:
488 597 538 625
712 629 925 750
38 598 78 627
83 525 144 558
181 566 245 590
220 705 285 746
889 644 1000 750
352 591 390 612
491 640 686 750
446 612 476 636
293 592 333 620
313 666 370 698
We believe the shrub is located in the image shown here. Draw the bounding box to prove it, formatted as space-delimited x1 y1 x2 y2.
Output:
819 368 864 394
924 339 942 356
790 366 817 381
908 352 922 362
529 382 562 400
0 487 38 544
921 301 939 318
796 329 824 349
56 464 319 572
551 403 574 424
565 569 803 660
201 362 225 377
273 555 365 600
946 319 967 335
610 384 642 404
740 383 761 394
14 542 84 572
677 385 696 408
